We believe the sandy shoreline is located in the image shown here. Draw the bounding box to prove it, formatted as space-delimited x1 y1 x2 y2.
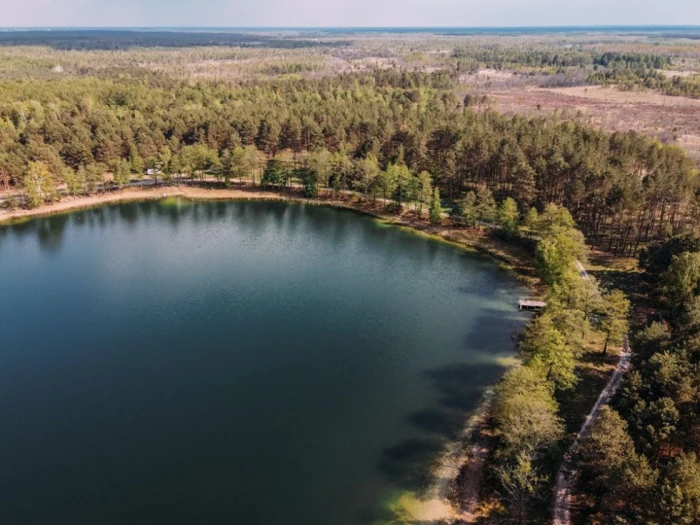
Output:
0 186 298 224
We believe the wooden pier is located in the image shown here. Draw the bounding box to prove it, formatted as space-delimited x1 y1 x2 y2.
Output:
518 299 547 311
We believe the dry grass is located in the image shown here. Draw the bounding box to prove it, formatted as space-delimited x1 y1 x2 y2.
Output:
543 85 700 106
659 69 700 79
491 86 700 160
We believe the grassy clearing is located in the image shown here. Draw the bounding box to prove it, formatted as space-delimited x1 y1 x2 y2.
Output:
586 253 655 325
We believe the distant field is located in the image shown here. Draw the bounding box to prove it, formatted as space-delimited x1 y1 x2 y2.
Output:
660 69 700 77
543 85 700 106
490 85 700 159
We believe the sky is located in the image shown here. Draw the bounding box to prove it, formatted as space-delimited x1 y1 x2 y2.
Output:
2 0 700 28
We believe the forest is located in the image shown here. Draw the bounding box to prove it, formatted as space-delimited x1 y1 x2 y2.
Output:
0 29 348 50
589 65 700 99
3 29 700 524
452 47 672 71
566 232 700 524
1 68 698 257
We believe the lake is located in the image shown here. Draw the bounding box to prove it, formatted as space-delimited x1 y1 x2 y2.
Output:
0 199 528 524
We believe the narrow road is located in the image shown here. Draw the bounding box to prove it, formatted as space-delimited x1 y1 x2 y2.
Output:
552 260 632 525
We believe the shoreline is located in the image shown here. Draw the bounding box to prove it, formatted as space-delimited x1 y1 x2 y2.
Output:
0 184 541 288
0 183 537 524
401 389 498 524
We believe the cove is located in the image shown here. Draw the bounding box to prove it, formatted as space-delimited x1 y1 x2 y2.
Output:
0 199 528 525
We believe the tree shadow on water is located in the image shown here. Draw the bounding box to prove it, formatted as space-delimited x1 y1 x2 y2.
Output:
36 214 69 254
376 361 508 495
408 408 463 438
370 305 523 521
377 438 446 493
461 307 528 352
424 362 506 412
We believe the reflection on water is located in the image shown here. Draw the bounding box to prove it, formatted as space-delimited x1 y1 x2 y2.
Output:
6 199 497 264
0 199 528 525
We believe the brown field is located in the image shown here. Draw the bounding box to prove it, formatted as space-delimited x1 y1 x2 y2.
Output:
490 85 700 159
543 85 700 106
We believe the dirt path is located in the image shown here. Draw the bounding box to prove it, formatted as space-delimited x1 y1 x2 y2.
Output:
552 261 632 525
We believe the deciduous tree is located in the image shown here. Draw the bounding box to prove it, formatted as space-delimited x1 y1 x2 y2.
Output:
23 161 57 208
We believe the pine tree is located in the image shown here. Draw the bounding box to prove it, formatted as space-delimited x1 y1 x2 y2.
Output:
128 147 144 176
475 186 497 227
113 159 131 188
416 171 433 216
600 290 630 355
521 313 578 390
429 188 443 224
62 167 81 196
499 197 520 238
461 191 477 227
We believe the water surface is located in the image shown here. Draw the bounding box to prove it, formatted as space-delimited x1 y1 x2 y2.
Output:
0 199 527 524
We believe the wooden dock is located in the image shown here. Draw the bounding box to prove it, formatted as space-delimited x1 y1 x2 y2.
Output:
518 299 547 311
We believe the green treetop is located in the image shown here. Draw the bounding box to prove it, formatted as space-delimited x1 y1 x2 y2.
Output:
429 188 443 224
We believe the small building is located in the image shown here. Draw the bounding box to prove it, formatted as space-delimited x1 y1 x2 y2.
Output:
518 299 547 311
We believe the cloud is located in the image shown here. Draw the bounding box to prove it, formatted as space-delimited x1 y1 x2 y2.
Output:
1 0 698 27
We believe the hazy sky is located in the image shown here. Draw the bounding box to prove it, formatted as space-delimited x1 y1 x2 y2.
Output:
3 0 700 28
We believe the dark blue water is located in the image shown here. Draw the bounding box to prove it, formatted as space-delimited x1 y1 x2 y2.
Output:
0 200 527 524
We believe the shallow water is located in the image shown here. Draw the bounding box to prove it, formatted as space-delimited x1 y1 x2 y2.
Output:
0 199 528 524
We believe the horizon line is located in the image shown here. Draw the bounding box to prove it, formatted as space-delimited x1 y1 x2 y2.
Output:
1 24 700 30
